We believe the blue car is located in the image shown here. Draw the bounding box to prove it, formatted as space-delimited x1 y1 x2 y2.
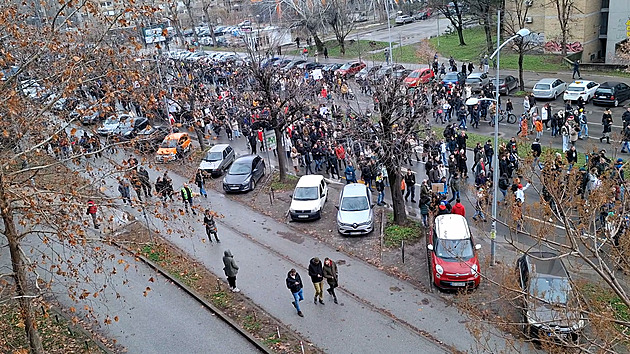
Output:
441 71 466 88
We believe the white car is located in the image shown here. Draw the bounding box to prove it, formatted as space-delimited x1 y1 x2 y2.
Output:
533 78 567 100
563 80 600 103
336 183 374 235
289 175 328 221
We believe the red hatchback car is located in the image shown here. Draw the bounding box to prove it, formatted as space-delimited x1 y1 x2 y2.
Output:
335 61 366 78
427 214 481 289
404 68 435 87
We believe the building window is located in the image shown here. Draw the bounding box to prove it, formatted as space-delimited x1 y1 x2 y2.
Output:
601 0 609 8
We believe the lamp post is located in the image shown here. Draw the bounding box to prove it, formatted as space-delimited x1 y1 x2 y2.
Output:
487 11 530 266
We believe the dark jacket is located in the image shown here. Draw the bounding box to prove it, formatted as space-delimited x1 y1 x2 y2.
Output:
308 257 324 283
286 271 303 294
222 250 239 277
322 259 338 286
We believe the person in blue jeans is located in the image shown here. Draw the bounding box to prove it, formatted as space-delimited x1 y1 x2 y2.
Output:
376 173 386 206
286 269 305 317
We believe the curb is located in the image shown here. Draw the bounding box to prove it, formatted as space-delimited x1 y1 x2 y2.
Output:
110 240 273 354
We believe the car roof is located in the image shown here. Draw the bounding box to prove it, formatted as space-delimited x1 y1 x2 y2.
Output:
165 132 187 140
296 174 324 187
209 143 231 152
467 72 485 78
599 81 623 88
525 251 567 277
234 155 257 163
341 183 368 197
536 78 560 84
434 214 471 240
568 80 596 86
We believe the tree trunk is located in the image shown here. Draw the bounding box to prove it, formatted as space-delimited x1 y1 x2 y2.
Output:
339 38 345 56
561 31 568 57
483 12 493 58
456 25 466 46
387 167 407 225
186 4 199 47
0 175 44 354
518 51 525 91
311 32 325 52
202 7 217 47
274 127 288 182
195 123 206 151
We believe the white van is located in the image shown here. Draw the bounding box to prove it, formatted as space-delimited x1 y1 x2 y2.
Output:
289 175 328 221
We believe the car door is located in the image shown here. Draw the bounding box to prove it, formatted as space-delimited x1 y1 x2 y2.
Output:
255 157 264 181
319 180 328 209
226 146 235 165
508 76 517 91
251 158 260 181
619 83 630 101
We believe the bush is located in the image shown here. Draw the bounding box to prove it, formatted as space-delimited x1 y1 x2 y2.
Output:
384 221 423 247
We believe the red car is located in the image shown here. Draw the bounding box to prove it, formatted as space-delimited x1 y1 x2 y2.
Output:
404 68 435 87
427 214 481 290
335 61 366 78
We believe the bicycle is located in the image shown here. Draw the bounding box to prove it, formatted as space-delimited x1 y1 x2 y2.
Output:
497 109 517 124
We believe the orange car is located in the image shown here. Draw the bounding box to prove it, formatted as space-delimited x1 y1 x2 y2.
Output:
156 132 192 163
404 67 435 87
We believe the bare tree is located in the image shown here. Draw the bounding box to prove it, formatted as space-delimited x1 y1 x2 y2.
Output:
183 0 200 47
468 0 500 57
550 0 578 57
324 0 355 56
282 0 329 52
428 0 467 46
200 0 218 47
503 0 538 90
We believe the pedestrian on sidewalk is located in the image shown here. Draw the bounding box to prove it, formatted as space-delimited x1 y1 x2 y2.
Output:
117 178 133 206
180 183 197 215
137 166 152 198
323 46 328 59
204 209 220 243
286 269 304 317
344 162 357 183
531 138 543 170
86 200 100 229
222 250 239 292
572 60 581 79
601 108 613 144
195 169 208 198
404 170 416 203
451 198 466 217
308 257 325 305
376 172 386 206
323 258 339 304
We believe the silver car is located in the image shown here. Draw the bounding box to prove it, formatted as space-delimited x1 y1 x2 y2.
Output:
199 144 235 177
466 72 490 92
533 78 567 100
336 183 374 235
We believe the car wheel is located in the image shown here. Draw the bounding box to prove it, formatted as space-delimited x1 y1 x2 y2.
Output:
250 179 256 191
615 99 619 107
570 332 580 343
553 92 557 100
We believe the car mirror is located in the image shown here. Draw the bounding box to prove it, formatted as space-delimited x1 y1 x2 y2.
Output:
289 194 293 198
475 244 482 250
427 244 434 251
335 205 339 210
371 203 375 209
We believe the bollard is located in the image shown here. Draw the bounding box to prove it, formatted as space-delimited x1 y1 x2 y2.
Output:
402 240 405 263
300 341 305 354
277 326 281 339
216 279 222 291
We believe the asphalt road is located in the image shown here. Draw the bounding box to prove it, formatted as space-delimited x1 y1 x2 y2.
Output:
356 17 452 46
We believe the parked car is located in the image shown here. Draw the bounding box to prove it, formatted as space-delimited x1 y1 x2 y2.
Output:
322 63 342 72
336 183 374 235
372 64 405 82
413 11 429 20
71 102 109 125
466 72 490 92
395 15 414 25
533 78 567 100
441 71 466 88
304 62 324 70
488 75 518 95
427 214 481 289
335 61 366 78
97 113 132 136
355 65 381 82
199 144 235 177
155 132 192 163
113 116 149 140
274 59 293 68
222 155 265 192
289 175 328 221
592 81 630 107
516 251 586 342
404 68 435 87
283 60 307 71
393 68 412 80
563 80 599 103
261 57 280 68
134 125 169 153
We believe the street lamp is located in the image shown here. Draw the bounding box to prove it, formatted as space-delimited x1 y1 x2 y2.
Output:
486 10 529 266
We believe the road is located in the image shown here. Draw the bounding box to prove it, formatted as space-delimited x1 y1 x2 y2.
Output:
0 222 263 353
356 17 452 46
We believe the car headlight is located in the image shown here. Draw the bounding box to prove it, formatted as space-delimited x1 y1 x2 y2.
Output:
242 177 251 185
222 177 227 184
572 319 585 331
435 264 443 275
471 264 479 277
311 208 318 213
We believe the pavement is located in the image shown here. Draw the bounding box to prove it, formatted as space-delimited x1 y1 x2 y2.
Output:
62 134 538 353
0 209 263 354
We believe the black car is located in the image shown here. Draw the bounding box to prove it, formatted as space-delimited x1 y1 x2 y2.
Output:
489 75 518 95
592 81 630 107
304 62 324 70
222 155 265 193
322 63 342 72
113 116 149 140
516 251 586 343
134 125 169 153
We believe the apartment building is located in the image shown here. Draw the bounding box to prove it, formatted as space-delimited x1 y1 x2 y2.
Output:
600 0 630 63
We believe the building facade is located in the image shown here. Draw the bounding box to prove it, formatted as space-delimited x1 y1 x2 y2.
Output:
601 0 630 63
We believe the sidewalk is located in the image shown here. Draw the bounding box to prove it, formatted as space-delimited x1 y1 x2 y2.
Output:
75 148 534 353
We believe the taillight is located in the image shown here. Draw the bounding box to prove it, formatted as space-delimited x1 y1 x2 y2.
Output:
611 95 615 100
455 81 459 84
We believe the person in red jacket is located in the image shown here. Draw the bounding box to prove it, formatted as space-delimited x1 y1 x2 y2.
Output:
86 200 99 229
451 198 466 217
335 143 346 168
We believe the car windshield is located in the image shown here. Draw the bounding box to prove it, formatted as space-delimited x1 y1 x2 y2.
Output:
444 73 458 80
204 151 223 161
160 139 178 148
340 63 352 70
597 88 613 93
567 86 585 92
229 162 251 175
530 276 570 304
408 71 420 78
435 238 474 260
104 117 119 125
534 84 550 90
293 186 319 201
340 196 369 211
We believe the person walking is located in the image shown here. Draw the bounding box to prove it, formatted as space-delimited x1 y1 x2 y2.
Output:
137 166 152 198
404 170 416 203
181 183 196 215
195 169 207 198
344 162 357 183
203 209 220 243
323 47 328 59
451 198 466 217
286 269 304 317
86 200 100 229
376 172 386 206
323 258 339 304
601 108 613 144
118 178 133 206
222 250 239 292
308 257 325 305
572 59 581 79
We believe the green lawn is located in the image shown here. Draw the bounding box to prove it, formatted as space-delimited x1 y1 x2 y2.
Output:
288 39 389 60
429 27 564 72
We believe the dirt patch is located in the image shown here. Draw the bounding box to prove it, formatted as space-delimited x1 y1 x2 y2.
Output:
116 222 322 354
